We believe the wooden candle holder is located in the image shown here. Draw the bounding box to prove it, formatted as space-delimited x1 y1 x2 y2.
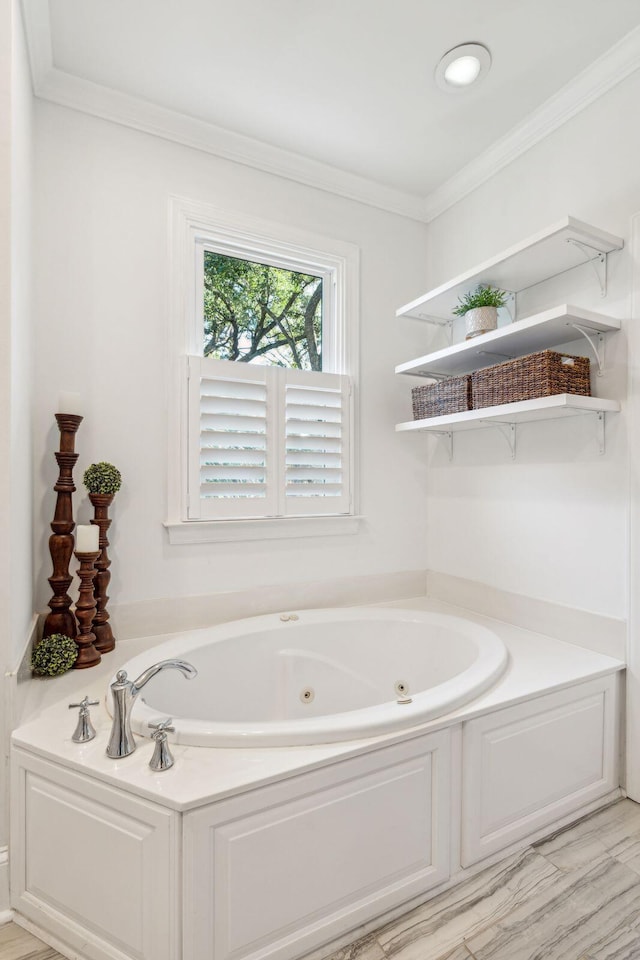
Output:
43 414 83 640
73 550 101 669
89 493 116 653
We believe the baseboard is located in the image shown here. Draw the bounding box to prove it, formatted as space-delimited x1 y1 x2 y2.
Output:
13 615 41 686
0 846 10 917
426 571 626 660
107 569 429 642
12 911 103 960
7 615 42 742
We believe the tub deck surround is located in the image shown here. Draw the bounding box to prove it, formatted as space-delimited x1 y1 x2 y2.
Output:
11 597 624 811
8 799 640 960
10 598 625 960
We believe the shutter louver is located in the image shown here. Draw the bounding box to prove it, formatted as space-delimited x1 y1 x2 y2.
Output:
284 369 351 516
188 357 278 519
187 359 351 520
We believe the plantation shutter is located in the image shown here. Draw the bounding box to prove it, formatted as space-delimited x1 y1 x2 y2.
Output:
283 368 351 516
187 357 351 520
188 356 278 520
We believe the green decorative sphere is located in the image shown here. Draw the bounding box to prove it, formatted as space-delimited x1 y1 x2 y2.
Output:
83 462 122 495
31 634 78 677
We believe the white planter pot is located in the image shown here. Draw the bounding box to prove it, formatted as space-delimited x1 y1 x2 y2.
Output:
465 306 498 340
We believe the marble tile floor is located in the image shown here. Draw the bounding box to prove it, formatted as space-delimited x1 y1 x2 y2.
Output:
327 799 640 960
3 799 640 960
0 922 61 960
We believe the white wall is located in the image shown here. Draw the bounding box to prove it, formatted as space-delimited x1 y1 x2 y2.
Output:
10 0 33 669
0 0 35 914
423 70 640 623
0 0 13 913
32 102 430 615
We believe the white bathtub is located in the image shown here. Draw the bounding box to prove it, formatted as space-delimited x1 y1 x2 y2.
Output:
114 607 509 746
14 604 623 960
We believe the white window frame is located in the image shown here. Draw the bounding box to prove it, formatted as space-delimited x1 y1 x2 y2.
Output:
165 196 360 544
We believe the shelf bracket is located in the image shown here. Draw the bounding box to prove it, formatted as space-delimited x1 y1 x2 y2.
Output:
477 350 516 362
416 314 454 346
505 291 517 323
568 323 606 376
480 421 517 459
597 411 605 456
566 238 608 297
445 320 454 346
432 430 454 461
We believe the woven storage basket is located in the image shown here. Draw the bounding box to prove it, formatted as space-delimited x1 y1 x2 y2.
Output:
471 350 591 410
412 375 472 420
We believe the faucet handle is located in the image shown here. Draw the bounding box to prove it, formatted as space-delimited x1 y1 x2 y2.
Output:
148 718 175 772
68 696 100 743
69 696 100 710
149 717 175 736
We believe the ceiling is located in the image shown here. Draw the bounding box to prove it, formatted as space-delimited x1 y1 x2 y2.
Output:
26 1 640 213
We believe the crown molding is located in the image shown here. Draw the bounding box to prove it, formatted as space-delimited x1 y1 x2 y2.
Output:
20 0 640 225
423 23 640 222
38 66 426 221
20 0 425 222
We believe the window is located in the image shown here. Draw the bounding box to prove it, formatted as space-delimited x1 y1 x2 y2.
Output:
202 252 323 370
168 198 359 539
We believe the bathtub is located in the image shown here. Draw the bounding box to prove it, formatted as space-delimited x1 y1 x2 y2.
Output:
13 602 623 960
114 607 509 746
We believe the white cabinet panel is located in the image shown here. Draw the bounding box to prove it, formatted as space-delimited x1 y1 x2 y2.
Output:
184 731 450 960
12 750 180 960
462 676 619 865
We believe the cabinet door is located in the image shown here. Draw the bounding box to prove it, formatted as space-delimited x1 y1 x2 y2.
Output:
184 731 451 960
11 749 180 960
461 675 619 866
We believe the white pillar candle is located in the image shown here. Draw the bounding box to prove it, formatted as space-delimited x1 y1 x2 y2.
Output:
58 392 82 415
76 524 99 553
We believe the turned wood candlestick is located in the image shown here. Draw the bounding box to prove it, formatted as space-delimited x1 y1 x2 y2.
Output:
43 414 83 640
89 493 115 653
73 550 101 669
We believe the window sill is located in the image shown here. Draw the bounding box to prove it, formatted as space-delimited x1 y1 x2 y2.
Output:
163 515 363 545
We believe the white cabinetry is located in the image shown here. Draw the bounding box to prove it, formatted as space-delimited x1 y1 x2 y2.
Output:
183 731 451 960
395 217 623 450
9 672 621 960
11 750 180 960
461 676 619 866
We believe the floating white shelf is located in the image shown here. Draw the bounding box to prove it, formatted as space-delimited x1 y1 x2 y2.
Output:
396 394 619 435
396 305 621 378
397 217 623 322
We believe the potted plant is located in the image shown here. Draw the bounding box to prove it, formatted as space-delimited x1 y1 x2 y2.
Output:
453 284 508 340
32 633 78 676
83 462 122 496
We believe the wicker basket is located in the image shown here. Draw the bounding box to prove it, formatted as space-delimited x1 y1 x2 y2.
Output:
471 350 591 410
412 376 472 420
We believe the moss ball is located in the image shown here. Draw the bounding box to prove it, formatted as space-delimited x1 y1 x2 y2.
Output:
31 634 78 677
83 462 122 495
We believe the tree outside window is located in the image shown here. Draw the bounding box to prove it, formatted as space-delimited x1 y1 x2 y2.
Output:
203 252 323 371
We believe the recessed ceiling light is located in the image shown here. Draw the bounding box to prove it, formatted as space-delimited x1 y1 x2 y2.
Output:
435 43 491 93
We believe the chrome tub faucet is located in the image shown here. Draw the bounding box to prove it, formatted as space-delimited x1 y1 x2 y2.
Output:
106 659 197 759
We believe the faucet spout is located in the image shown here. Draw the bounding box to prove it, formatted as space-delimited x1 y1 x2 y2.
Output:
131 659 198 697
106 658 197 760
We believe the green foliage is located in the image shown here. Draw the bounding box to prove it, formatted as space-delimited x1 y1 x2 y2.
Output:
83 462 122 495
32 634 78 677
452 284 508 317
203 252 323 370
